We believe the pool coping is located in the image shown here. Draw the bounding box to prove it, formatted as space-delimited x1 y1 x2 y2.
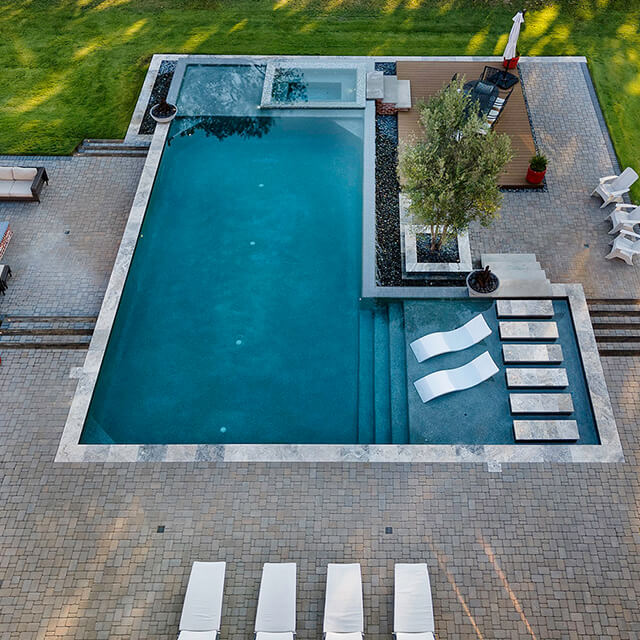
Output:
56 55 622 464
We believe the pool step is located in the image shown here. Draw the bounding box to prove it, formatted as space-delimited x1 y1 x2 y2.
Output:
0 315 95 349
388 301 409 444
74 139 150 158
499 321 559 340
373 305 392 444
587 298 640 356
357 309 375 445
506 367 568 388
509 393 574 414
513 420 579 441
502 344 563 364
496 299 554 318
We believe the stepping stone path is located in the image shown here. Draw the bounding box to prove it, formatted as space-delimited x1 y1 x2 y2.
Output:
509 393 574 414
502 344 564 363
499 321 559 340
497 299 554 318
513 420 579 441
506 368 569 388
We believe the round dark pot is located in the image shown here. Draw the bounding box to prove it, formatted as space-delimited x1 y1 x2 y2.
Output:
150 102 177 124
503 56 520 69
526 166 546 185
467 270 500 294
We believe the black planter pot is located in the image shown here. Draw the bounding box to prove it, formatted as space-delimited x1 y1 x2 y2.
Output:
466 270 500 295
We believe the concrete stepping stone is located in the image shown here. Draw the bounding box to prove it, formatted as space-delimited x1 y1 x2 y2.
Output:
499 321 559 340
513 420 579 441
506 368 568 388
497 299 554 318
502 344 563 363
509 393 574 414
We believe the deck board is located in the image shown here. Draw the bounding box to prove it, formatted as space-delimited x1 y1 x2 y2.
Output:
396 62 537 189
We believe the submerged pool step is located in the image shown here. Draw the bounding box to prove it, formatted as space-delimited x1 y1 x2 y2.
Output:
357 309 375 445
373 304 392 444
388 301 409 444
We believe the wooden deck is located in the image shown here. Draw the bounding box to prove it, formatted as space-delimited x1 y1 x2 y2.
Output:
396 62 537 189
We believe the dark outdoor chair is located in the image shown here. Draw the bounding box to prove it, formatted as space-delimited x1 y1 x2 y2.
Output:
487 86 514 128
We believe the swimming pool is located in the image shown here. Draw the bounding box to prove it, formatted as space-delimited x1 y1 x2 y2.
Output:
82 63 374 445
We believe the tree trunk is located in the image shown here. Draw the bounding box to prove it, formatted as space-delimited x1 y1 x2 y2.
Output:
430 223 439 252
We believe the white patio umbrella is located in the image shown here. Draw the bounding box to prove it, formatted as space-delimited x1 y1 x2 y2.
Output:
503 11 525 63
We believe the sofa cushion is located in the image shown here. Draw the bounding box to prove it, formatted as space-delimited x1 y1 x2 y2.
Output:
0 181 13 196
0 167 13 181
9 181 33 197
12 167 37 181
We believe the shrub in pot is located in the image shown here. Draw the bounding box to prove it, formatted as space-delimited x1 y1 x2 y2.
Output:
467 265 499 294
526 154 547 185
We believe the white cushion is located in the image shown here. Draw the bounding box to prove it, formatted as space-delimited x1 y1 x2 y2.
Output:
180 561 226 633
394 564 435 633
255 563 296 633
0 182 13 196
323 564 363 634
12 167 37 181
178 632 217 640
325 633 363 640
9 181 33 197
256 633 294 640
396 633 435 640
0 167 13 181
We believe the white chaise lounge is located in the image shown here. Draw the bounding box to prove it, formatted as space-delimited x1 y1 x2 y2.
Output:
409 314 491 363
592 167 638 208
323 563 364 640
179 561 226 640
394 564 436 640
255 563 296 640
413 351 499 403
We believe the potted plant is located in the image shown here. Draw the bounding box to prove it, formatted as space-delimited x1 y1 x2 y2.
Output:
150 98 177 124
467 265 499 295
503 51 520 69
526 154 547 185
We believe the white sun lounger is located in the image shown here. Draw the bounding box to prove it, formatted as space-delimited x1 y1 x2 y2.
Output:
323 563 364 640
179 561 226 640
394 564 435 640
255 563 296 640
409 314 491 363
413 351 499 403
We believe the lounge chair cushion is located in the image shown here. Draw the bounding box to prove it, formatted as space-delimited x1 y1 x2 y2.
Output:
0 182 13 196
179 561 226 633
178 632 217 640
12 167 37 181
256 633 294 640
323 564 363 634
9 181 33 197
396 634 435 640
255 563 296 633
325 633 363 640
394 564 435 634
475 81 493 95
0 167 13 180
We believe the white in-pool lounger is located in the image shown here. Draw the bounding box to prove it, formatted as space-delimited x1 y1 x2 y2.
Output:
409 314 492 363
323 563 364 640
394 564 436 640
413 351 499 403
255 562 297 640
178 561 226 640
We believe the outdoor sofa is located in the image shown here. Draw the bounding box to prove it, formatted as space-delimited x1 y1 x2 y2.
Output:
0 166 48 202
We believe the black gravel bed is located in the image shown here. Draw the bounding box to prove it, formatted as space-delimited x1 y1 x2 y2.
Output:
139 60 177 135
375 62 397 76
416 233 460 263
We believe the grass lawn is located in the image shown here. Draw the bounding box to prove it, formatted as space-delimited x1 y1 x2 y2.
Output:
2 1 639 193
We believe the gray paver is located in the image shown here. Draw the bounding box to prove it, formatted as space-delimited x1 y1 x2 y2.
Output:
496 299 554 317
513 419 579 441
502 343 564 363
510 392 574 414
499 321 559 340
506 367 569 388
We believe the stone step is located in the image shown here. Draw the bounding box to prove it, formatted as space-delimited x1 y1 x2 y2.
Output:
499 321 559 340
502 344 563 363
494 280 554 297
513 420 579 441
591 319 640 330
497 299 554 318
594 331 640 341
75 149 148 158
588 305 640 316
0 327 93 336
482 253 540 265
509 393 574 414
506 367 568 388
597 345 640 356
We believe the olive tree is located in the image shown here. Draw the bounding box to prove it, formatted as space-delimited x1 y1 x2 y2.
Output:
398 77 512 252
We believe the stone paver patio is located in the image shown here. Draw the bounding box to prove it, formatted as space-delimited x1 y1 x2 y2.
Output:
1 60 640 639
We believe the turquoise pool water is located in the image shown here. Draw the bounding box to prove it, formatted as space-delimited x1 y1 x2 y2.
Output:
404 298 598 445
82 65 370 445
